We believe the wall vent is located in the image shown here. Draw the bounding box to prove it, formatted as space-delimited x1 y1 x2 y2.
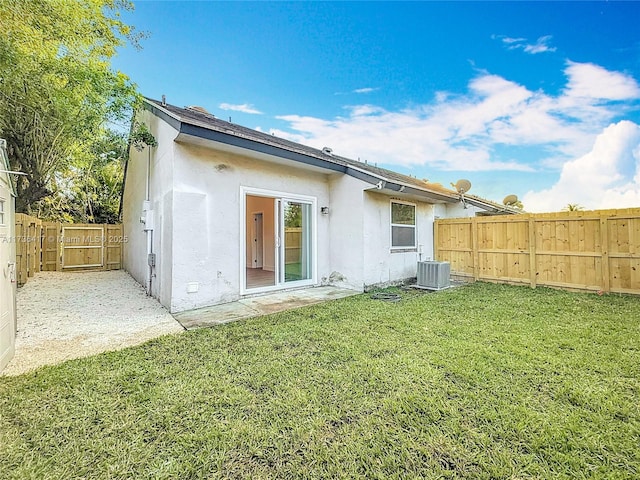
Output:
416 261 450 290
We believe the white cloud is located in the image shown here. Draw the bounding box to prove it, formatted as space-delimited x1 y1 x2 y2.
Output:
272 62 640 174
353 87 378 94
276 106 533 172
523 35 557 54
563 61 640 101
496 34 556 54
218 103 263 114
523 121 640 211
334 87 380 95
499 36 526 45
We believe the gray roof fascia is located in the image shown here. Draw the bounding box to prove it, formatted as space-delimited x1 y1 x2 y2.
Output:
178 123 347 174
463 196 518 214
393 184 458 203
143 98 347 174
344 166 385 186
144 101 182 131
143 99 467 206
344 165 457 203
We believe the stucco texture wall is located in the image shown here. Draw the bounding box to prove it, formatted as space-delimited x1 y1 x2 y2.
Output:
445 201 486 218
363 191 436 287
122 109 177 308
327 174 366 290
168 141 332 312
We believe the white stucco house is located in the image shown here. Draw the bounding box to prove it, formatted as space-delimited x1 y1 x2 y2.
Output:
0 139 17 371
123 97 516 313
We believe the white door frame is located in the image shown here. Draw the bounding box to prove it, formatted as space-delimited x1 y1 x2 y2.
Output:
250 211 264 269
240 186 317 295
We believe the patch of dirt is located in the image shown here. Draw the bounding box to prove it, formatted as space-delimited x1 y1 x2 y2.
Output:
2 270 184 376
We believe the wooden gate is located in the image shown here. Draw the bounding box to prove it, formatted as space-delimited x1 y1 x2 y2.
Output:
15 218 123 285
42 223 123 272
61 225 104 269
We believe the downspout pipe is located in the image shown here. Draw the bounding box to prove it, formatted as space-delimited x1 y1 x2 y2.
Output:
144 146 153 296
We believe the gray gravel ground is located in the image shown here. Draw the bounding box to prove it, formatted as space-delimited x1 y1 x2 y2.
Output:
2 270 185 376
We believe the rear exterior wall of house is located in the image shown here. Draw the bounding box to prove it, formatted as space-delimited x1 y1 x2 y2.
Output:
363 191 437 288
124 116 480 313
167 140 334 312
123 109 177 308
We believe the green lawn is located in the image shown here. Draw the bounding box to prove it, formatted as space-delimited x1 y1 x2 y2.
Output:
1 283 638 479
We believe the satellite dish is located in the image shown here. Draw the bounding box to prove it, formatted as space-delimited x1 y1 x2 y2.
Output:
503 194 519 206
454 179 472 194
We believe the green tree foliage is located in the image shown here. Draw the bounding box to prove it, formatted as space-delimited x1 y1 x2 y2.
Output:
563 203 585 212
34 130 128 223
0 0 141 215
284 203 302 228
130 121 158 151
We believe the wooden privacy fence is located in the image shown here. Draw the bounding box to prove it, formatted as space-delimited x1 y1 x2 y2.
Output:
284 227 302 265
42 223 124 273
15 214 123 286
15 213 42 286
435 208 640 295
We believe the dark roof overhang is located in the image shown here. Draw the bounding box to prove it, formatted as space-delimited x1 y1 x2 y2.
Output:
142 99 491 207
178 122 347 174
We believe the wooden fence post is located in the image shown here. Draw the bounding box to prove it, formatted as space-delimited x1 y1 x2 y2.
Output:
55 222 62 271
471 217 479 281
15 214 26 285
433 219 439 261
600 214 610 293
528 216 537 289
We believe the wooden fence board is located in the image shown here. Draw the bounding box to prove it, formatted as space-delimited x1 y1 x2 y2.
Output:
15 213 41 285
104 224 123 270
435 208 640 295
15 217 123 284
42 222 60 271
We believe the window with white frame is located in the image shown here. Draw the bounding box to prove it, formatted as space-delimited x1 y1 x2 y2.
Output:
0 198 5 226
391 201 416 248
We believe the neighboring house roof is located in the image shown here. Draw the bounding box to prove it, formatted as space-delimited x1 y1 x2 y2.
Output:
0 139 16 197
143 97 518 214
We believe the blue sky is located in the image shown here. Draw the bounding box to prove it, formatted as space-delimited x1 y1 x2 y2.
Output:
113 1 640 211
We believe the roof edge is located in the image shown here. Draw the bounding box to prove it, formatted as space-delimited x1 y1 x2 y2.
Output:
141 97 511 210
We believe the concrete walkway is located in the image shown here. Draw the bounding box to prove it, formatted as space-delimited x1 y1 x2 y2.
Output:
173 286 359 329
2 271 184 376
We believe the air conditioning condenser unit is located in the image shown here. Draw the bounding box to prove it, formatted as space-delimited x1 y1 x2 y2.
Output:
416 261 450 290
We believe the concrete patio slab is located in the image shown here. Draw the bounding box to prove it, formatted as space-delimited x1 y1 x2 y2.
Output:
172 286 359 329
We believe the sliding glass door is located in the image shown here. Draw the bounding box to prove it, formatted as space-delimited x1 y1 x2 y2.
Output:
280 200 312 284
244 190 314 292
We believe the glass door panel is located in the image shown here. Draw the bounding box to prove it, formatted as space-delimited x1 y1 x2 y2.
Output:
282 201 312 283
245 195 276 290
